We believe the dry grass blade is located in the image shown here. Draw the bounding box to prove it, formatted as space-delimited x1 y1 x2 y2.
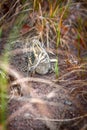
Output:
35 114 87 122
11 77 63 89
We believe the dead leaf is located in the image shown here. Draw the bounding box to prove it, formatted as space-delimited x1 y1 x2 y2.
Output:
20 24 31 35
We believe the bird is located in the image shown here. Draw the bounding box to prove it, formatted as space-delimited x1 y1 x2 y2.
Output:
27 39 51 75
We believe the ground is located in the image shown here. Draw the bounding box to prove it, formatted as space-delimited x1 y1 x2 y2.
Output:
7 33 87 130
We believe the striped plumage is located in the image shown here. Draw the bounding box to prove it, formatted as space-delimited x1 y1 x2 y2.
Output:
28 39 51 74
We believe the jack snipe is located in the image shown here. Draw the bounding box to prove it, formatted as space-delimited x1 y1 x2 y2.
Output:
28 39 51 75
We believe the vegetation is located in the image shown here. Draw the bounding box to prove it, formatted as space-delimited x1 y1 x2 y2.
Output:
0 0 87 130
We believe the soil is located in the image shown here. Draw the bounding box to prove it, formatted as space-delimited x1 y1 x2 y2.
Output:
0 1 87 130
6 35 87 130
